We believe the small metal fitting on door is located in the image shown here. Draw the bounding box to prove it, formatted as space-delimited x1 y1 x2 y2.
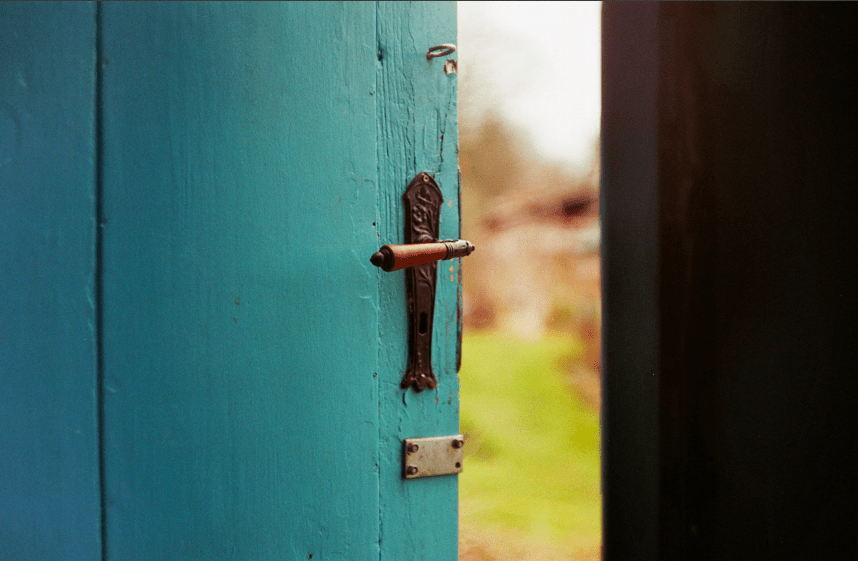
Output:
426 44 456 61
403 435 464 479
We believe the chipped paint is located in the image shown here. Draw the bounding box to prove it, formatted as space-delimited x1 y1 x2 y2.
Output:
376 2 459 559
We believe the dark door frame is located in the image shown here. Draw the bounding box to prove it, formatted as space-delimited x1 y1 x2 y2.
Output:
602 4 858 559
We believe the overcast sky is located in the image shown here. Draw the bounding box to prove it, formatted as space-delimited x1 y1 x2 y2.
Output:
458 1 601 172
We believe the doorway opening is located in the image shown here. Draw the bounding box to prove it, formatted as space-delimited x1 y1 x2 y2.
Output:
456 2 602 559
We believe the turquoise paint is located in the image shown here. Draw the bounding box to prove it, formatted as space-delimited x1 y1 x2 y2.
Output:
376 3 460 561
1 2 457 558
0 2 101 558
99 3 381 559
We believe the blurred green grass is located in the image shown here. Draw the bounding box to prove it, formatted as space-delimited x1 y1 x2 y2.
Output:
459 331 601 548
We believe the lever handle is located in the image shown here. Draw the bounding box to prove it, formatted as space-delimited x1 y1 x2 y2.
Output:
383 171 468 392
370 240 475 272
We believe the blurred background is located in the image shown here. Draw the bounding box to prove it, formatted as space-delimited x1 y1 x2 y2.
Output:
456 3 602 560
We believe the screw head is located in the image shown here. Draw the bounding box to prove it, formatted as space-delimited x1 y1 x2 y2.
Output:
406 465 419 476
407 443 419 453
452 438 464 449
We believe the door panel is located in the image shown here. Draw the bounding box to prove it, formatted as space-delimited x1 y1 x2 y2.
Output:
0 3 101 559
376 4 460 560
100 3 380 558
1 2 458 559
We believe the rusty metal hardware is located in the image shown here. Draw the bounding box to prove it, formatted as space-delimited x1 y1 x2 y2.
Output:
426 44 456 61
403 435 465 479
370 240 474 272
404 172 441 391
369 172 474 392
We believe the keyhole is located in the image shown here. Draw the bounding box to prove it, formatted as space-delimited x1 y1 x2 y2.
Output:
419 312 428 334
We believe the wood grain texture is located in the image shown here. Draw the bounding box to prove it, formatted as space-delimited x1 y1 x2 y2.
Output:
99 3 380 559
376 3 460 560
0 2 101 558
0 3 458 558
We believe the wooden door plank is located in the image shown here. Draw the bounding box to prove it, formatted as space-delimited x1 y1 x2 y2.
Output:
99 4 379 559
375 3 460 560
0 2 101 558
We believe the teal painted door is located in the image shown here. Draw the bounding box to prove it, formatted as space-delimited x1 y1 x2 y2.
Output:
0 3 100 557
1 2 459 560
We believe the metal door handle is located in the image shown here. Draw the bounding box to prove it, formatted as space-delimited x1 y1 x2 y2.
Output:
371 172 474 392
369 239 474 272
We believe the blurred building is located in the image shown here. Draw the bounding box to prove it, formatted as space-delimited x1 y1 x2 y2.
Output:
464 177 600 340
460 119 601 344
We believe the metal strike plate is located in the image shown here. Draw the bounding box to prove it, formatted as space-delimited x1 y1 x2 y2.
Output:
403 435 464 479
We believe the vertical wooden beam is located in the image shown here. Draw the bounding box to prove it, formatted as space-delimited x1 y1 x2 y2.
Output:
99 4 380 559
376 2 460 560
601 4 661 560
0 2 101 558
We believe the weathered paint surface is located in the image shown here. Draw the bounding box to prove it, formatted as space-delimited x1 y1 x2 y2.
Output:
1 2 457 559
0 2 101 559
376 3 460 561
99 3 381 559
